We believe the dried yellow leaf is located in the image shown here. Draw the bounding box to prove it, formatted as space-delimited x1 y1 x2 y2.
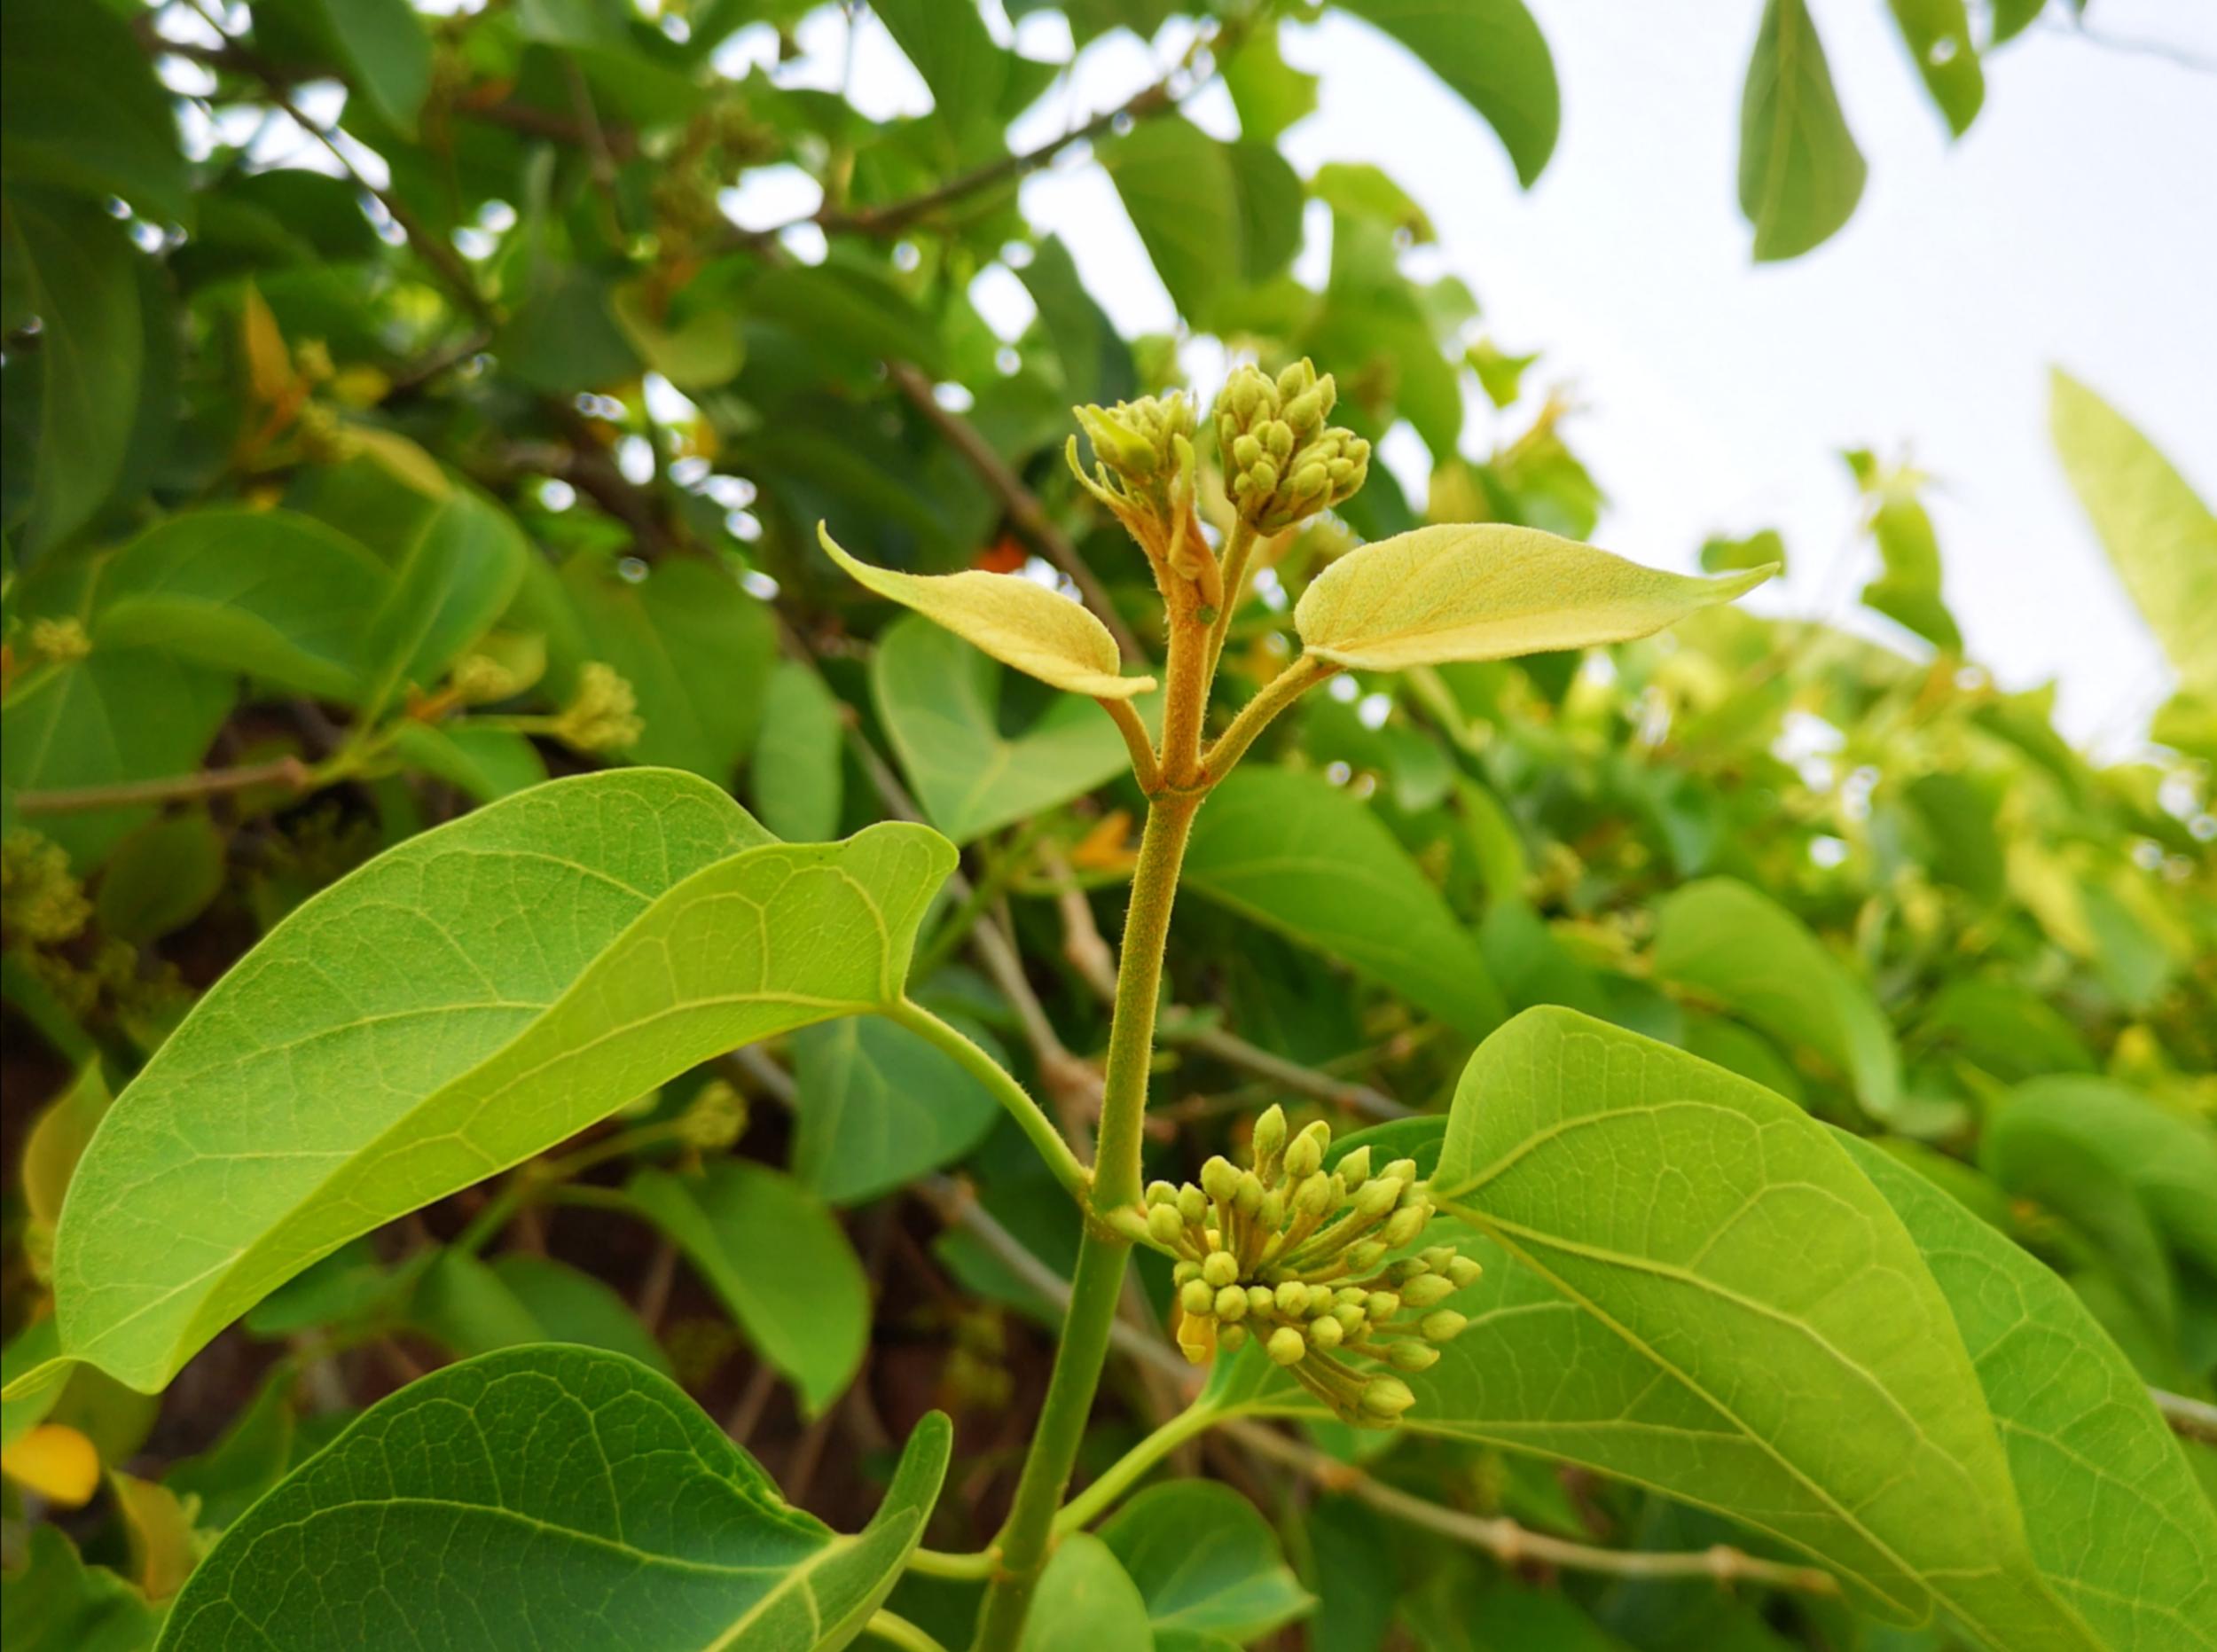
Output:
1294 523 1776 672
819 524 1156 700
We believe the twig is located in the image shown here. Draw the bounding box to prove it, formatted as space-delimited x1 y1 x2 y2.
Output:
886 359 1144 665
2152 1388 2217 1447
13 756 312 816
1226 1422 1840 1597
1171 1023 1408 1120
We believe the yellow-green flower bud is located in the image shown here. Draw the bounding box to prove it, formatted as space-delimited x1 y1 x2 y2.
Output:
1177 1184 1210 1226
1360 1375 1416 1420
1384 1160 1419 1186
1201 1156 1240 1203
1381 1204 1430 1249
1202 1249 1240 1289
1234 1171 1265 1217
1347 1240 1388 1273
1147 1180 1178 1207
1246 1284 1275 1317
1422 1310 1469 1343
1274 1280 1308 1317
676 1079 748 1150
1336 1147 1371 1189
1219 1322 1250 1352
1251 1103 1288 1166
552 662 644 754
1173 1260 1202 1286
1446 1256 1484 1288
1310 1313 1344 1350
1180 1279 1217 1317
1387 1340 1441 1373
1401 1272 1456 1309
1294 1172 1336 1218
1266 1325 1307 1366
1353 1178 1402 1219
1365 1291 1401 1321
1333 1304 1367 1335
1148 1204 1187 1247
1304 1284 1336 1318
1215 1285 1250 1322
1257 1188 1286 1232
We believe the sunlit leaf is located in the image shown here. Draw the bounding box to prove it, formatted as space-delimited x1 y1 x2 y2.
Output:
29 770 953 1394
1293 523 1774 672
823 525 1153 700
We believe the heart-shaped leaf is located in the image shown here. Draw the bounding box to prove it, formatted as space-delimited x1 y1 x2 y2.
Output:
821 524 1155 700
1016 1533 1155 1652
1099 1482 1313 1648
1405 1009 2102 1646
1292 523 1773 672
29 770 953 1396
156 1346 952 1652
873 615 1146 844
1840 1135 2217 1648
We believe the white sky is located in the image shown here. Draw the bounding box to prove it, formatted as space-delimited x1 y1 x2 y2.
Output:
753 4 2217 748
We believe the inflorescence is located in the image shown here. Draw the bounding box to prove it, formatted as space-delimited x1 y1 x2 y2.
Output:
1146 1106 1477 1427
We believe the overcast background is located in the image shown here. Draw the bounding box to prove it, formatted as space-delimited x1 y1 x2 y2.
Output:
742 4 2215 749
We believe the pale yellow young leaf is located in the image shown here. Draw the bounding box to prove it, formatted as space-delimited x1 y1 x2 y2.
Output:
819 524 1156 699
1294 523 1775 671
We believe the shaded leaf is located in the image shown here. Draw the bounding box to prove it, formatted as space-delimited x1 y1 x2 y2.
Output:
1018 1532 1156 1652
1739 0 1868 260
158 1346 952 1652
791 1014 1005 1206
751 661 847 842
1100 1481 1314 1646
1183 766 1506 1041
2 1526 158 1652
627 1161 870 1415
0 0 190 222
1335 0 1559 187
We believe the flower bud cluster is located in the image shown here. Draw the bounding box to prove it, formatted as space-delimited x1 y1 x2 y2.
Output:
676 1079 749 1151
1213 360 1370 535
551 662 643 754
1068 393 1218 604
1148 1105 1478 1426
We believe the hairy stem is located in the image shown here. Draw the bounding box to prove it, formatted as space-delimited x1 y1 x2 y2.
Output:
1203 520 1262 681
971 787 1203 1648
1203 654 1338 781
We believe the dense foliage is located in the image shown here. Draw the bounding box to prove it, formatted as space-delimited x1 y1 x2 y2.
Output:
3 3 2213 1649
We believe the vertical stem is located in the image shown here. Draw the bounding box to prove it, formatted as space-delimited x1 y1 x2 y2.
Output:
969 792 1202 1650
1203 520 1260 681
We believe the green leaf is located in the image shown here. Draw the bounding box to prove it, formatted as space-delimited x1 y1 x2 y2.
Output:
1224 24 1320 144
873 615 1140 845
1017 1533 1156 1652
1699 527 1788 577
1294 524 1774 672
158 1346 953 1652
1225 143 1305 285
1334 0 1559 187
561 552 779 782
94 812 225 944
2 189 148 555
1739 0 1868 261
1099 1482 1314 1646
90 509 390 701
0 0 190 223
2049 368 2217 697
388 723 551 802
23 1061 113 1236
486 1252 676 1376
3 1525 159 1652
611 275 747 392
751 662 846 842
1986 1077 2217 1274
626 1161 871 1415
1841 1135 2217 1648
1101 115 1242 325
163 1361 304 1531
823 524 1153 701
1650 877 1944 1131
360 493 529 720
407 1249 558 1358
35 770 954 1394
1017 235 1138 407
1418 1007 2091 1643
1887 0 1985 136
873 0 1010 146
1903 771 2002 901
791 1014 1005 1206
1183 766 1506 1042
1 643 235 871
299 0 434 136
1851 458 1963 652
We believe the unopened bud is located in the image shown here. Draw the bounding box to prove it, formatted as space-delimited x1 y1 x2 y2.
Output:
677 1080 748 1150
1177 1185 1210 1227
1234 1172 1265 1217
1218 1322 1249 1352
1365 1291 1401 1321
1381 1204 1430 1249
1148 1204 1187 1247
1360 1376 1416 1421
1202 1250 1240 1289
1401 1272 1456 1309
1346 1240 1388 1273
1266 1326 1307 1366
1247 1284 1275 1318
1147 1181 1178 1207
1354 1178 1402 1219
1294 1173 1336 1217
1180 1280 1217 1317
1310 1313 1344 1350
1251 1104 1288 1166
1274 1280 1308 1316
1387 1340 1441 1372
1336 1147 1372 1189
1422 1311 1469 1343
1201 1157 1239 1203
1215 1286 1249 1322
1445 1257 1483 1288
